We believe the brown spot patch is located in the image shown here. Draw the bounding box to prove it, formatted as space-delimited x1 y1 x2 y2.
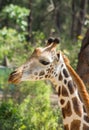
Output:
58 86 61 96
51 71 54 73
72 97 82 117
64 124 69 130
39 71 45 76
59 73 63 80
62 101 72 118
39 76 43 79
50 64 53 67
64 79 67 84
73 81 77 89
34 72 38 75
63 69 69 78
46 68 51 73
83 124 89 130
60 99 65 105
54 72 56 75
83 105 86 113
55 74 57 77
62 85 68 97
84 115 89 123
70 120 81 130
48 75 51 78
68 80 75 94
45 75 48 78
61 64 63 68
36 77 38 80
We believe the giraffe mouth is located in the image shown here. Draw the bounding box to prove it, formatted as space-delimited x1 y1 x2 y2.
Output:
8 68 23 84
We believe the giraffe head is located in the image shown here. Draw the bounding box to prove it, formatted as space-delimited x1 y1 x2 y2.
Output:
8 38 64 84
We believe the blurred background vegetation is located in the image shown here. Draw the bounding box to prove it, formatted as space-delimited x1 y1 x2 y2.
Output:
0 0 89 130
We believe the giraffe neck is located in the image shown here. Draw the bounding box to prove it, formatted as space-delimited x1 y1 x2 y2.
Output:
51 62 89 130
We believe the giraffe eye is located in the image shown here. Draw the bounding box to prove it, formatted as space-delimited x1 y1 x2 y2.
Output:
39 60 50 65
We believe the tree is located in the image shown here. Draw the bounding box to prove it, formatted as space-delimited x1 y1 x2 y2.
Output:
71 0 77 39
77 28 89 92
71 0 88 39
76 0 88 37
26 0 32 41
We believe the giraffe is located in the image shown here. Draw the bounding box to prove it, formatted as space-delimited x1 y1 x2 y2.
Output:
8 38 89 130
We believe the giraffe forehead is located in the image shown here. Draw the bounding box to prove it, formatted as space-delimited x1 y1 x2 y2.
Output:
31 52 54 64
32 46 56 57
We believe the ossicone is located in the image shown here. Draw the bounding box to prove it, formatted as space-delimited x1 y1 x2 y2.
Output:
47 37 60 46
53 38 60 44
47 37 54 45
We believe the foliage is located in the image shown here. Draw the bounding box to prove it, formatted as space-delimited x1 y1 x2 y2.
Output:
20 81 63 130
0 81 63 130
32 0 49 32
0 4 30 32
0 67 11 90
0 101 24 130
0 27 28 64
59 35 82 69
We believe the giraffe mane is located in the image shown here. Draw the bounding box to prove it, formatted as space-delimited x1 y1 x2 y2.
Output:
62 53 89 117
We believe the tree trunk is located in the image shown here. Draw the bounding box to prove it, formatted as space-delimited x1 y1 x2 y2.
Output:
76 0 87 37
53 0 61 33
71 0 77 39
77 28 89 92
26 0 32 41
0 0 3 10
55 7 61 33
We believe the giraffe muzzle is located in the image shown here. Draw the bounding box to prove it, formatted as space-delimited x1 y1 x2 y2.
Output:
8 68 23 84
